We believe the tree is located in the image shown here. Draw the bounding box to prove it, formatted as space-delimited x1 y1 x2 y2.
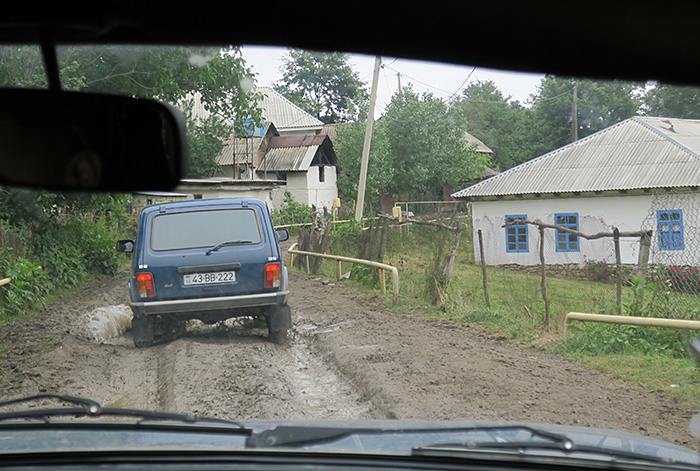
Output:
335 86 491 210
643 82 700 118
382 87 491 200
274 49 367 124
335 113 393 205
450 80 535 170
530 76 642 156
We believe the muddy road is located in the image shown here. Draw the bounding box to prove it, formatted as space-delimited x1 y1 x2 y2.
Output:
0 260 698 449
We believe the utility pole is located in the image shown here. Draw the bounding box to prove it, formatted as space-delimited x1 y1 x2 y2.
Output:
572 84 578 142
355 55 381 222
397 72 402 97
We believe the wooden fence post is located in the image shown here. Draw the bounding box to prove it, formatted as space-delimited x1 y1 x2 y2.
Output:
637 230 652 285
614 227 622 315
540 226 551 328
478 229 491 309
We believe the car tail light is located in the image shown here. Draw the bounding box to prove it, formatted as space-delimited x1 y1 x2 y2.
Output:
136 273 156 298
265 263 281 288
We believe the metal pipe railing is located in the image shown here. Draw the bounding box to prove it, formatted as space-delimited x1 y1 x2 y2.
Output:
288 243 399 305
565 312 700 336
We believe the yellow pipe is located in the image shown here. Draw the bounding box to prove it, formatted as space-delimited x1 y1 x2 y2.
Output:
288 247 400 305
565 312 700 337
0 278 10 287
275 217 379 230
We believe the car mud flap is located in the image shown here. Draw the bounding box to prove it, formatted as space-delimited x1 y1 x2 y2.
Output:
267 305 292 330
132 316 155 347
267 305 291 344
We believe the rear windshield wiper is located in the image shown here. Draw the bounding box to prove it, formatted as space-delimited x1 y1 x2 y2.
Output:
0 394 252 434
206 240 253 255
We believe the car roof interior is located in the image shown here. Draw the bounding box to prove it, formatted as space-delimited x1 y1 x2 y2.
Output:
2 2 699 88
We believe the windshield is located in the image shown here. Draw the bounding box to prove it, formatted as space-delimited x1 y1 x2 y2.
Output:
1 43 700 463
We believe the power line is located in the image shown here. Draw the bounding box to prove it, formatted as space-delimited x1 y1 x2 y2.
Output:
447 66 477 102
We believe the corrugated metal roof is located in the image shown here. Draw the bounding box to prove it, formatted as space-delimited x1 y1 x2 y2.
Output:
452 117 700 199
464 131 493 154
259 146 319 172
181 88 323 132
258 87 324 131
257 135 334 172
216 136 264 166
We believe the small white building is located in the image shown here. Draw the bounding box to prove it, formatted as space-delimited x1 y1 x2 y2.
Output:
180 88 340 212
452 117 700 267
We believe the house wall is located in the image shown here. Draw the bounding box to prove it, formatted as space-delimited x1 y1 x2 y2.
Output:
471 193 700 266
181 188 276 209
285 166 337 211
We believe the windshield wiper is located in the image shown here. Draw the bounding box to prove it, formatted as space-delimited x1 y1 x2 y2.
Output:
0 394 252 434
245 424 572 449
415 437 681 466
206 240 252 255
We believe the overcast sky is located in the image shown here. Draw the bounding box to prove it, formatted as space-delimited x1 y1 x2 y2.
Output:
240 45 545 118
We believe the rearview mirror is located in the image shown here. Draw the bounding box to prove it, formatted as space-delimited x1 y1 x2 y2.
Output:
0 89 187 191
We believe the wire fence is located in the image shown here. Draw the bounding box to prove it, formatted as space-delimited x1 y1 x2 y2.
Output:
641 191 700 319
474 190 700 325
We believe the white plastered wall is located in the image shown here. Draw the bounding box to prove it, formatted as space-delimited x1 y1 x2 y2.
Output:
471 194 656 266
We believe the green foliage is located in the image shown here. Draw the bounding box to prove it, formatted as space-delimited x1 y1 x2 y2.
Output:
384 86 491 197
560 323 687 357
654 265 700 294
450 80 535 170
643 83 700 118
529 76 643 156
275 49 368 123
0 188 133 322
335 86 492 210
583 258 636 285
0 256 51 320
335 117 393 205
271 192 314 226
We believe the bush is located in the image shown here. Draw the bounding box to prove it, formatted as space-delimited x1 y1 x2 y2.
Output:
654 265 700 294
0 256 51 320
584 257 635 286
271 192 314 226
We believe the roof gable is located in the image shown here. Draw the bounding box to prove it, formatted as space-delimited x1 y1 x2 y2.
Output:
257 87 324 131
258 134 339 172
453 117 700 199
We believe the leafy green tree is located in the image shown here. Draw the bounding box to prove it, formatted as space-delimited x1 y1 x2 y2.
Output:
643 82 700 118
530 76 642 156
335 86 491 209
450 80 535 170
382 87 491 200
334 113 393 204
275 49 367 124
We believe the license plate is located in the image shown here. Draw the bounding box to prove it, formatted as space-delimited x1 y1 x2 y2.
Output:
183 271 236 285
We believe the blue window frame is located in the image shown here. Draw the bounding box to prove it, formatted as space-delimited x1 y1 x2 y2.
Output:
505 215 528 253
657 210 684 251
555 213 579 252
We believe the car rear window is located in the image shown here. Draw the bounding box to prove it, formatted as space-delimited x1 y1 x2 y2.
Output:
151 208 262 250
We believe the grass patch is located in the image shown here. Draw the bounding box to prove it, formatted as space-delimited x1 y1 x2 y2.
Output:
299 221 700 407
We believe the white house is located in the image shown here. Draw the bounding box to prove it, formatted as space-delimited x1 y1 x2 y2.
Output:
452 117 700 267
177 88 339 211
